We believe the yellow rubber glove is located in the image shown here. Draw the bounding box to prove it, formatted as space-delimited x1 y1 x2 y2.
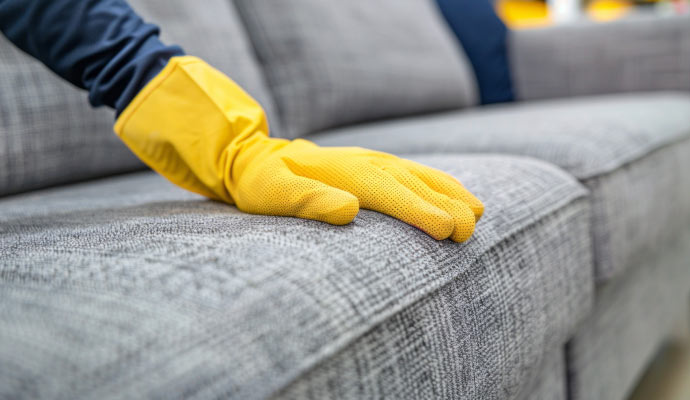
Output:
114 56 483 242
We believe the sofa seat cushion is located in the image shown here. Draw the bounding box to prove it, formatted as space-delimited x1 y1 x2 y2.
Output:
310 92 690 283
568 228 690 400
0 155 592 399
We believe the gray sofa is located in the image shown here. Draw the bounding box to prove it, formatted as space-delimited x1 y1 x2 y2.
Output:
1 1 689 399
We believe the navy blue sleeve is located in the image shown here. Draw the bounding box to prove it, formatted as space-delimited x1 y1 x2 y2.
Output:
0 0 184 114
435 0 514 104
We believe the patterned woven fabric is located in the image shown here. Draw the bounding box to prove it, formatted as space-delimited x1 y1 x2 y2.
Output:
310 92 690 283
0 35 141 196
0 155 593 399
233 0 478 138
0 0 277 196
509 14 690 101
519 349 566 400
567 230 690 400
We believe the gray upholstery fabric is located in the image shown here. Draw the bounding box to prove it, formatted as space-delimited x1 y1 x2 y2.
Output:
585 136 690 283
0 155 593 399
0 0 276 197
567 229 690 400
509 14 690 101
233 0 478 138
310 92 690 283
0 36 140 197
519 349 566 400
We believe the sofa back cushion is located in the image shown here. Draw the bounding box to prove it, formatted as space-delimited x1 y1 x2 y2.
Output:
0 0 278 197
234 0 479 138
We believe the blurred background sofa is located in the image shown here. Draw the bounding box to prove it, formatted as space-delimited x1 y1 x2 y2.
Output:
1 0 689 399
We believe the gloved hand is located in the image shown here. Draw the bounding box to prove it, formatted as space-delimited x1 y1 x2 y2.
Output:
115 56 483 242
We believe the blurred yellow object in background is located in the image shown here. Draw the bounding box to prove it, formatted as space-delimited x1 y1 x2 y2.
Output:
497 0 688 28
587 0 633 21
495 0 552 28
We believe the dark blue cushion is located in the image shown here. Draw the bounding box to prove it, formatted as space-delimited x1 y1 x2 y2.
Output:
435 0 514 104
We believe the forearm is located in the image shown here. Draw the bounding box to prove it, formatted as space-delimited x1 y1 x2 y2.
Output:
0 0 184 113
509 14 690 101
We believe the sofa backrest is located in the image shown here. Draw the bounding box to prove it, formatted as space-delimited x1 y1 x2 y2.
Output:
234 0 479 138
0 0 277 197
0 37 137 197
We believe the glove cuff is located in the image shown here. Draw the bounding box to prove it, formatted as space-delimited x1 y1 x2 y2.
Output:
114 56 269 203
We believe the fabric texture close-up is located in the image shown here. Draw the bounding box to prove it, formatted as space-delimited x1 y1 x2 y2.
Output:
1 0 690 399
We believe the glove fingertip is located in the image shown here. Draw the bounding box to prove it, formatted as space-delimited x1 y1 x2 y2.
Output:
417 208 455 241
296 189 360 226
322 195 360 225
472 200 485 222
450 218 476 243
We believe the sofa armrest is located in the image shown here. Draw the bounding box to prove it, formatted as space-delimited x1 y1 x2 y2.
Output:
509 14 690 101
